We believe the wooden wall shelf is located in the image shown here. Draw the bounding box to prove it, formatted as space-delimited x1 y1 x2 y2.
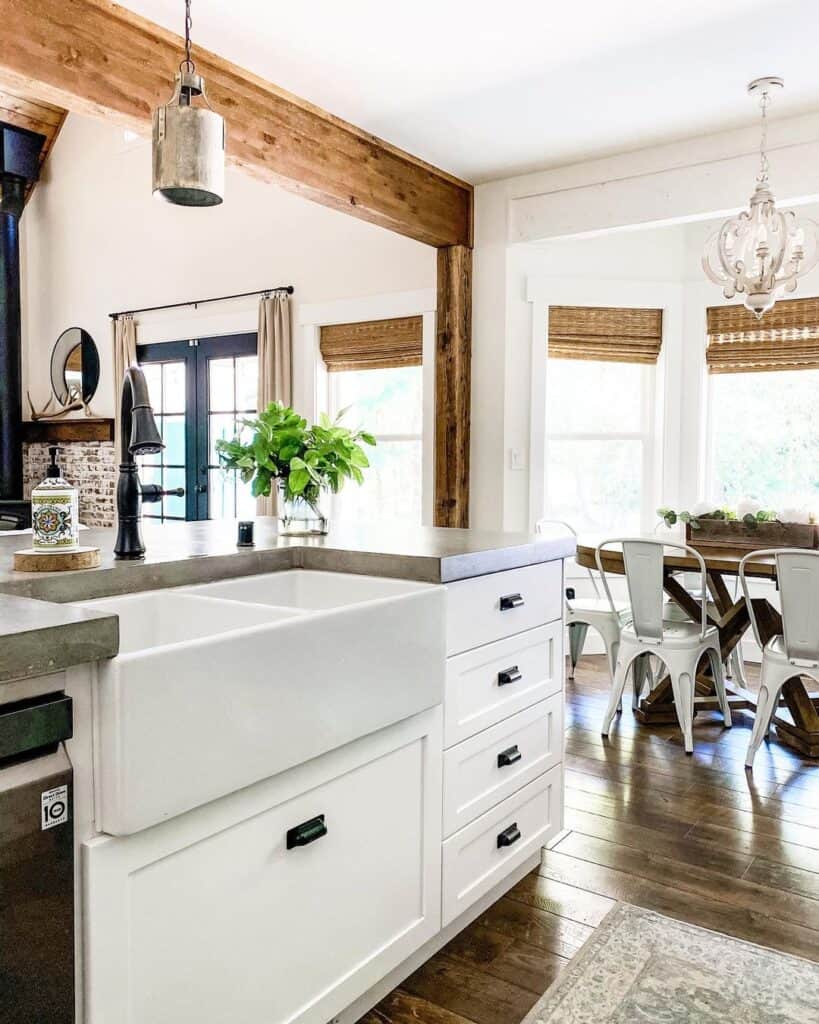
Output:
22 419 114 443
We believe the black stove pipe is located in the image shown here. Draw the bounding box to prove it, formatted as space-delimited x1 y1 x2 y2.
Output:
0 178 25 500
0 123 46 513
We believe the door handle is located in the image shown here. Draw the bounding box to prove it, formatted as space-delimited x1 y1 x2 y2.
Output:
497 823 521 849
497 744 522 768
286 814 327 850
500 593 524 611
498 666 522 687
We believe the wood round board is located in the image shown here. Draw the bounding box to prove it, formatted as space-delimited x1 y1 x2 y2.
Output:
14 546 101 572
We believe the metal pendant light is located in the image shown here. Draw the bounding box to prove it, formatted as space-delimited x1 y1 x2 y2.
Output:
702 77 819 318
152 0 225 207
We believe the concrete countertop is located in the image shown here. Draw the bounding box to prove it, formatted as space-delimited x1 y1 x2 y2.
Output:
0 518 575 684
0 594 118 684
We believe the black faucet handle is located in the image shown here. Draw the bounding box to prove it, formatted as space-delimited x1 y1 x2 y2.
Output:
141 484 185 504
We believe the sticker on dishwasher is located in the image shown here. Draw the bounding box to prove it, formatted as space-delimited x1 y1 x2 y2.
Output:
41 784 69 830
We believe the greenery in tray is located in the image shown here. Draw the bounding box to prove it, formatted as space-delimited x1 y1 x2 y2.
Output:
215 402 376 503
657 504 790 531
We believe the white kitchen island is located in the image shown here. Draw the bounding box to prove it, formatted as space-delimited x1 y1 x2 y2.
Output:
0 521 574 1024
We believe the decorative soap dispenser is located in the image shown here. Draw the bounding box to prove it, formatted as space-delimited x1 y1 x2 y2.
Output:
31 446 80 552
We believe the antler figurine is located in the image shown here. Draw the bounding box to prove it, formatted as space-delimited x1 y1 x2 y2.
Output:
27 391 95 421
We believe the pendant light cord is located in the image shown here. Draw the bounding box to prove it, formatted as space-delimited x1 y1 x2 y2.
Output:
180 0 195 74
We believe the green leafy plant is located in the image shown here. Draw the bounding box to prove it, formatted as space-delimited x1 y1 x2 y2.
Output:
215 402 376 509
657 506 775 531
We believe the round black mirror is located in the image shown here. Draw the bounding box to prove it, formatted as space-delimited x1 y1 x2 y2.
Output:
50 328 100 405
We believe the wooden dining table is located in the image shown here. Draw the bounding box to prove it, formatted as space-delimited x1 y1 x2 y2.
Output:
575 539 819 759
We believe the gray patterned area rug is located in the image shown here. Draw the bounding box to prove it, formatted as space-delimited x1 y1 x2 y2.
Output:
522 903 819 1023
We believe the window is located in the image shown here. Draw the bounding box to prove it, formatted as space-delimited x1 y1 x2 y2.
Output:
327 365 423 525
709 369 819 510
319 315 424 526
545 359 653 534
706 297 819 512
543 304 662 534
138 333 257 521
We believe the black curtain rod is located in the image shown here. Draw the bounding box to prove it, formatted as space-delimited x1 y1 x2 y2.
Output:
109 285 294 320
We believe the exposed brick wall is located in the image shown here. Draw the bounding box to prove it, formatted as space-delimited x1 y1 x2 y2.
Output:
24 441 117 527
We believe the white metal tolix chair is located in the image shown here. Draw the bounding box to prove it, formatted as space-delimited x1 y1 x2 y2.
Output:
596 538 731 753
536 520 648 709
740 548 819 769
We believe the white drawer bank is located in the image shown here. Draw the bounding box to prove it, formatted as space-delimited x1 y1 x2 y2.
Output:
82 560 565 1024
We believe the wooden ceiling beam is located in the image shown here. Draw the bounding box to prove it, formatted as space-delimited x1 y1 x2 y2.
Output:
0 0 473 248
0 80 67 200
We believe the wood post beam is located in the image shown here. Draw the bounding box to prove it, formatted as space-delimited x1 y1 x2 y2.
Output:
0 0 472 249
435 245 472 528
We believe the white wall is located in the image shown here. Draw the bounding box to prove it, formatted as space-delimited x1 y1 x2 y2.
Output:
20 114 435 420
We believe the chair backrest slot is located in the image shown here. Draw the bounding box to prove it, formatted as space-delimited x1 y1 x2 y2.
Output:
597 536 709 641
622 541 665 640
740 548 819 665
778 552 819 665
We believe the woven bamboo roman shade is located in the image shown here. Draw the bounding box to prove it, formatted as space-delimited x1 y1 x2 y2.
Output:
547 305 663 364
706 298 819 374
320 316 422 372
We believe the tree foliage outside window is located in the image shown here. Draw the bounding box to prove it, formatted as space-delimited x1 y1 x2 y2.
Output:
709 368 819 512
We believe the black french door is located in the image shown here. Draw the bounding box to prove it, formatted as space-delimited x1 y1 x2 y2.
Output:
137 333 258 521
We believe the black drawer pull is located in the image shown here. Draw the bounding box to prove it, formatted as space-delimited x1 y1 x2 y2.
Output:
497 744 522 768
498 666 522 687
500 593 525 611
286 814 327 850
497 823 521 849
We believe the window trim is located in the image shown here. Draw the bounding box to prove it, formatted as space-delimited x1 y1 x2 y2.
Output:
526 277 677 534
298 290 436 525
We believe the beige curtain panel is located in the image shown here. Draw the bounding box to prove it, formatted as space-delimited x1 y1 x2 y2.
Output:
112 314 138 456
257 292 293 516
547 305 663 364
320 316 423 372
706 297 819 374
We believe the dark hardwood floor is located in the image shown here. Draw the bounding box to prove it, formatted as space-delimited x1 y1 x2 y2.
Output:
360 655 819 1024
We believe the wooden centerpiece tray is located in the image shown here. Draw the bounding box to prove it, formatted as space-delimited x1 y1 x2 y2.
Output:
686 519 818 553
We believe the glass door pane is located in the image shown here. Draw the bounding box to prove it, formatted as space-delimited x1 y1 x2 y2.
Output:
139 359 188 523
204 350 258 520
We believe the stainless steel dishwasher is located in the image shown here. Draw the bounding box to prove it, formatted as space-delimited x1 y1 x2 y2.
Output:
0 692 74 1024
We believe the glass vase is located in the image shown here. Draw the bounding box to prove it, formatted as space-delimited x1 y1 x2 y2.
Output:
276 481 329 536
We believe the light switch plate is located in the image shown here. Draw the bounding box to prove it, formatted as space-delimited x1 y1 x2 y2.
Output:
510 447 528 470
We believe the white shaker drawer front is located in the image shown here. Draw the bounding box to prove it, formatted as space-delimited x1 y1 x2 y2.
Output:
446 561 562 656
442 765 562 927
444 621 562 747
443 695 563 837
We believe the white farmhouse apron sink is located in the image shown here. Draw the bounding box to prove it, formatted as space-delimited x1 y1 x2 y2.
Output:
181 568 433 609
82 574 445 836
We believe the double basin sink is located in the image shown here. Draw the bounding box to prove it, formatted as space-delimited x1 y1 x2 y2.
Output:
81 571 446 835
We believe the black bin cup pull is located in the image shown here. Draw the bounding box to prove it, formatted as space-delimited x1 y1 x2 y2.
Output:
497 744 522 768
497 823 522 848
498 666 522 687
286 814 327 850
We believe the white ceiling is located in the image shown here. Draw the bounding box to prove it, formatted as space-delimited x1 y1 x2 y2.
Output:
123 0 819 183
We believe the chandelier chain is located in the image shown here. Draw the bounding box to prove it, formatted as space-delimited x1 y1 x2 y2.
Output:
181 0 194 73
757 88 770 185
